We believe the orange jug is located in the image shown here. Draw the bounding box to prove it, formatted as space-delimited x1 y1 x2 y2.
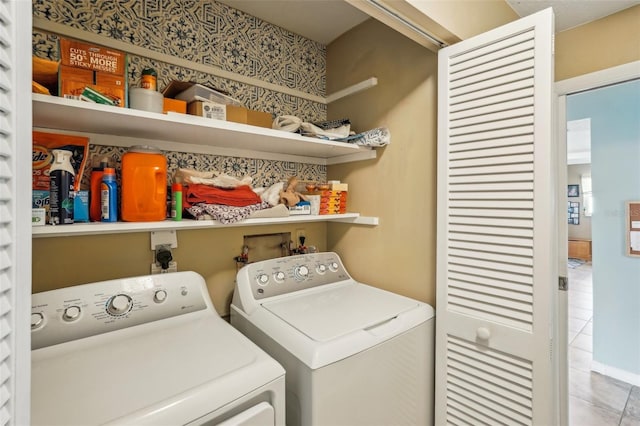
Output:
121 145 167 222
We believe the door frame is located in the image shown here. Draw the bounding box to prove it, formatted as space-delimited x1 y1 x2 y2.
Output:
554 59 640 425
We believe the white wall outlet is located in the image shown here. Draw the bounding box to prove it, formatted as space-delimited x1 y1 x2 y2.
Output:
151 261 177 274
295 228 306 243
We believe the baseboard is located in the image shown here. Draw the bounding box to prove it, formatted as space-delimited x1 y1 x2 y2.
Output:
591 360 640 386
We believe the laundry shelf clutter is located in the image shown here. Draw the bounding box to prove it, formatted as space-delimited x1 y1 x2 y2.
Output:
31 213 379 238
32 94 377 165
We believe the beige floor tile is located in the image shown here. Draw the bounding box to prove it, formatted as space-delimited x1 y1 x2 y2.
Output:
569 346 593 373
621 416 640 426
624 386 640 420
569 317 588 332
570 369 633 413
569 306 593 321
581 321 593 336
570 395 621 426
572 333 593 352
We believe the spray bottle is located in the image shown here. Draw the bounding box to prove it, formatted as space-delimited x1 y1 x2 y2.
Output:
49 149 75 225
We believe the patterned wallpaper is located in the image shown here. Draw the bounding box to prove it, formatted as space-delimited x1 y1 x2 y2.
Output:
32 0 328 187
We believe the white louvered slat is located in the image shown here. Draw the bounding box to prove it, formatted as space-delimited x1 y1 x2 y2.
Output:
451 50 534 83
450 87 534 114
448 239 533 256
449 207 533 219
450 97 533 122
448 375 532 417
448 231 533 248
449 388 531 425
451 78 533 106
449 163 534 177
449 30 534 69
448 277 533 303
450 68 535 100
448 247 532 266
448 264 533 286
449 172 534 185
450 105 534 130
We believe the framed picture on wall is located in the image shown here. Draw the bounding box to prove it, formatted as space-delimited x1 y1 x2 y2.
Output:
568 201 580 225
568 184 580 197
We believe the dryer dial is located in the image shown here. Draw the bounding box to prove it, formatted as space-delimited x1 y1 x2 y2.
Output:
31 312 44 330
63 305 81 322
106 294 132 316
294 265 309 281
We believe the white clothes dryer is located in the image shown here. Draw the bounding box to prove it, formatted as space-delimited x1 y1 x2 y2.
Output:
31 271 285 425
231 252 435 426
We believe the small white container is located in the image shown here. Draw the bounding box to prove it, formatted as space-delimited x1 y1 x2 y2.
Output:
129 88 163 113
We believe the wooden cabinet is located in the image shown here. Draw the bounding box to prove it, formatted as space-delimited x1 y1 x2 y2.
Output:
568 239 591 261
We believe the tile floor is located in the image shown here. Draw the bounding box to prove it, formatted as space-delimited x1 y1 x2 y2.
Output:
568 261 640 425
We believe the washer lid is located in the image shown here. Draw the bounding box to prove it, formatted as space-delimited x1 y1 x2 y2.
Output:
262 283 420 342
31 314 284 425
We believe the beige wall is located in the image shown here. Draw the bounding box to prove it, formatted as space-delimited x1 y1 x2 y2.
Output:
555 5 640 81
567 164 592 240
32 222 327 316
406 0 519 40
326 19 438 305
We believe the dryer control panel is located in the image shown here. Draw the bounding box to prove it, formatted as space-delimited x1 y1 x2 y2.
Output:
31 271 209 350
239 252 351 300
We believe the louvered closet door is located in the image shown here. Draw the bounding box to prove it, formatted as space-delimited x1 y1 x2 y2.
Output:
0 0 32 424
435 8 556 425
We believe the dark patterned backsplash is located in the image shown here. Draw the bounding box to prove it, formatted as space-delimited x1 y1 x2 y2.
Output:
33 0 328 185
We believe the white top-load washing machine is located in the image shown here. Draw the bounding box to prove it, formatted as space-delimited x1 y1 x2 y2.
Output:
231 252 435 426
31 271 285 425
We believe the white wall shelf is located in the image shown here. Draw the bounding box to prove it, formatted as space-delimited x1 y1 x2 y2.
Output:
32 213 379 238
32 94 377 165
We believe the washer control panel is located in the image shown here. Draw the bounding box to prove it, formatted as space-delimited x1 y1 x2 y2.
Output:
244 252 351 300
31 271 208 350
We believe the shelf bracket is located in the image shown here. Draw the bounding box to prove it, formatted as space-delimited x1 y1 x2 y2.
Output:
326 77 378 103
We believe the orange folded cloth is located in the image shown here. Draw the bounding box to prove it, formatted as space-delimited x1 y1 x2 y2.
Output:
184 184 262 208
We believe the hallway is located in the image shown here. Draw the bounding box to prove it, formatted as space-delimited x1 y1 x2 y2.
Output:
568 261 640 425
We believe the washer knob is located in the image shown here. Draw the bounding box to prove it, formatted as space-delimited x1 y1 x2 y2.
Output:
295 265 309 280
274 271 286 282
257 273 269 286
154 290 167 303
63 305 81 322
316 264 327 274
329 262 339 271
107 294 132 316
31 312 44 330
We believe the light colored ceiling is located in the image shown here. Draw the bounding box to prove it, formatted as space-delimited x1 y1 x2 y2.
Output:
507 0 640 31
218 0 640 44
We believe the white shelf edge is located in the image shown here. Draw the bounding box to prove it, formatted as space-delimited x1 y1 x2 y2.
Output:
31 213 379 238
330 216 380 226
33 94 376 164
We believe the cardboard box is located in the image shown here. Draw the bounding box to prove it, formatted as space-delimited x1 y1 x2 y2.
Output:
227 105 272 129
163 80 241 106
32 208 46 227
74 190 89 222
188 100 226 120
61 80 125 107
163 97 187 114
60 38 126 75
289 201 311 215
58 43 127 107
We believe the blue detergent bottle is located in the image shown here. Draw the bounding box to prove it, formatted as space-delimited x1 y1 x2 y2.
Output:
101 167 118 222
